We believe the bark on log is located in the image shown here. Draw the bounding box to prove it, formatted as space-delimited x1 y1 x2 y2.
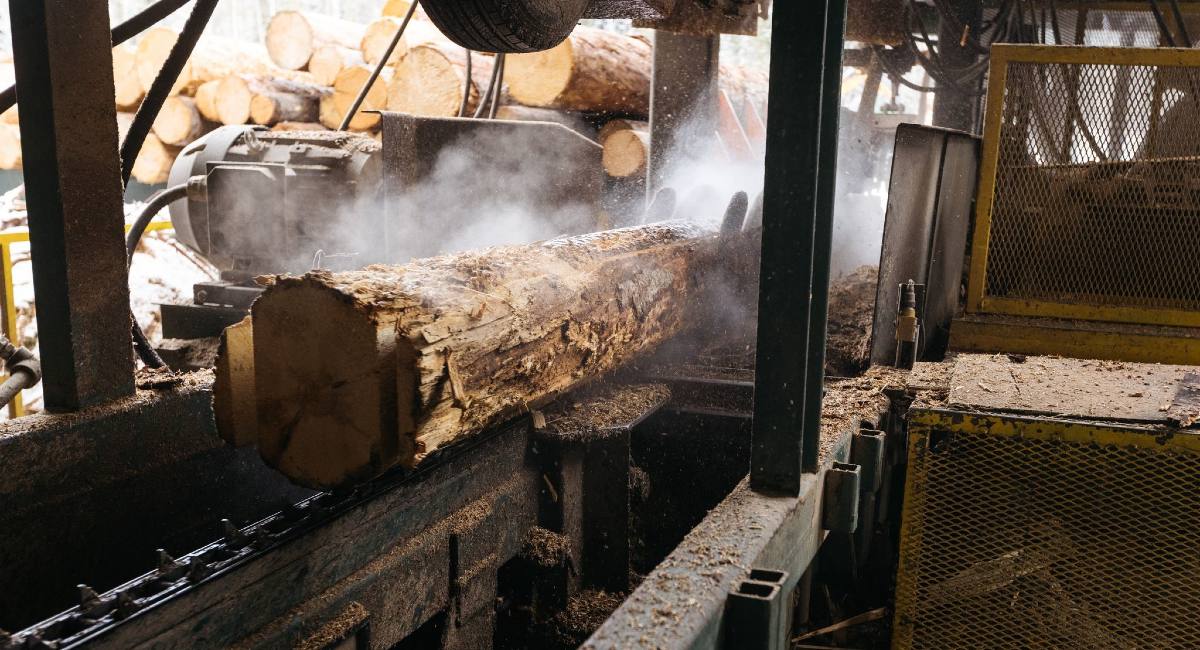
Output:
505 26 651 116
216 74 328 126
320 64 391 131
136 27 314 96
388 43 495 117
153 96 214 146
266 11 366 72
113 43 144 111
506 25 767 119
194 80 222 122
602 128 650 178
309 45 363 86
246 221 719 489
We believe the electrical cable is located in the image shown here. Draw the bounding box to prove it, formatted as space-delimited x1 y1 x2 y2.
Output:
340 0 419 130
0 0 192 116
458 49 474 117
488 53 506 119
121 0 220 189
126 184 189 369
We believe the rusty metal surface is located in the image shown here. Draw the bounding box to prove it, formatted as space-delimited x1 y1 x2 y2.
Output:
9 0 134 410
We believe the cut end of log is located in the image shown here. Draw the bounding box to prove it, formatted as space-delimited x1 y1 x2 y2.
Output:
506 39 574 107
253 276 417 489
136 27 189 95
113 43 144 111
322 65 388 131
310 45 361 86
214 317 257 447
154 96 208 146
0 124 21 170
602 129 650 178
216 75 254 126
132 132 179 185
361 17 410 68
266 10 316 71
388 45 473 117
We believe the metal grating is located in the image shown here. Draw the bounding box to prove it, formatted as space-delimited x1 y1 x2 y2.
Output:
971 46 1200 326
894 412 1200 649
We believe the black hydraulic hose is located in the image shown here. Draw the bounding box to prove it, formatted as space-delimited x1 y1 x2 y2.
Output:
126 184 189 369
121 0 220 189
341 0 419 130
0 0 192 116
473 55 504 119
488 54 506 119
458 49 474 117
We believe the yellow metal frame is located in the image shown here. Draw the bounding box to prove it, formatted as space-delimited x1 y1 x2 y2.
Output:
0 221 173 418
892 406 1200 649
967 44 1200 328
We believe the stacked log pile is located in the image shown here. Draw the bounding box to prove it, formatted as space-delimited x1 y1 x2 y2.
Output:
0 10 768 182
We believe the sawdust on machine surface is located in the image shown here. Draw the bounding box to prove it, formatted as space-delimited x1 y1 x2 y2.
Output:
540 382 670 440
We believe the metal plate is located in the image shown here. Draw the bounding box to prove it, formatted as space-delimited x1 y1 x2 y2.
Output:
870 124 980 366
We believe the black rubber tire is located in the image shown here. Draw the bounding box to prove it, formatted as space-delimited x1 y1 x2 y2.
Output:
420 0 588 53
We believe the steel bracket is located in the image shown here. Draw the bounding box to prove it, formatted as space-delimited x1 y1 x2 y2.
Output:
821 463 861 533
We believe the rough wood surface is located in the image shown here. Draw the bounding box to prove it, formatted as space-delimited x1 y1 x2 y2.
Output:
246 221 720 488
266 11 366 71
598 118 648 145
131 132 179 185
359 17 410 68
602 128 649 178
215 317 256 447
0 124 20 170
153 96 213 146
194 79 222 122
320 64 390 131
388 43 495 117
309 45 363 86
113 43 144 111
505 26 651 116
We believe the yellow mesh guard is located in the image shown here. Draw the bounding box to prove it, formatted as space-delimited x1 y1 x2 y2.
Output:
893 409 1200 649
969 45 1200 326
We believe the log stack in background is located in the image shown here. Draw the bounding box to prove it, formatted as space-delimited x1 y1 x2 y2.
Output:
0 7 768 178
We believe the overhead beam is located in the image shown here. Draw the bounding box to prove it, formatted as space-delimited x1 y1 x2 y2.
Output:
9 0 135 410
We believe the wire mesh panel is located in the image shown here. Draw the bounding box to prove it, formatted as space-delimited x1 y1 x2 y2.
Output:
969 45 1200 326
893 410 1200 649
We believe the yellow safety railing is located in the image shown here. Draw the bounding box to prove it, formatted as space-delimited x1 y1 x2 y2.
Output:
0 221 174 418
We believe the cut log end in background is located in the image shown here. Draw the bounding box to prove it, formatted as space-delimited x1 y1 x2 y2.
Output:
506 26 653 116
321 64 390 130
388 44 493 117
153 96 212 147
243 221 721 489
602 128 650 178
266 10 367 72
309 45 363 86
113 43 144 111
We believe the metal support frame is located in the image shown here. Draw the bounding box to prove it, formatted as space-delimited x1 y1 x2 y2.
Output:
751 0 848 494
647 30 721 199
9 0 135 410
